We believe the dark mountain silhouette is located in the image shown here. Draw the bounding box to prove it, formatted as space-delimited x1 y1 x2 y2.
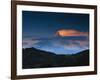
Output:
22 47 89 69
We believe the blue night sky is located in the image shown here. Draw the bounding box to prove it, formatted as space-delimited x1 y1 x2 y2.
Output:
22 11 89 54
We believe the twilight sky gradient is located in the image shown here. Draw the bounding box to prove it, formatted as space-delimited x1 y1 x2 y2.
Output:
22 11 89 54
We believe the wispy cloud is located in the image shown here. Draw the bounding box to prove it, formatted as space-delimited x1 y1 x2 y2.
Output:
22 38 40 48
56 29 89 37
54 38 89 48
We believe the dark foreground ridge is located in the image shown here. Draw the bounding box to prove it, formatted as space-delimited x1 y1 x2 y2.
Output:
22 47 89 69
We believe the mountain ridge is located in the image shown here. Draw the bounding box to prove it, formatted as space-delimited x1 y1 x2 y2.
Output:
22 47 89 69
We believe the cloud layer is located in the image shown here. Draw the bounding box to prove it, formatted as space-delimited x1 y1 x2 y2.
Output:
22 35 89 54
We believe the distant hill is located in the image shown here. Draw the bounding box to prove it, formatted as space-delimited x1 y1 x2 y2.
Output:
22 47 89 69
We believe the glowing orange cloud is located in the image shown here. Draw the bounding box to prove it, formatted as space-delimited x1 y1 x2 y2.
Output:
56 29 88 37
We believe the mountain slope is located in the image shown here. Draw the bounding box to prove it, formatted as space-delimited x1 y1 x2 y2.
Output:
22 47 89 69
